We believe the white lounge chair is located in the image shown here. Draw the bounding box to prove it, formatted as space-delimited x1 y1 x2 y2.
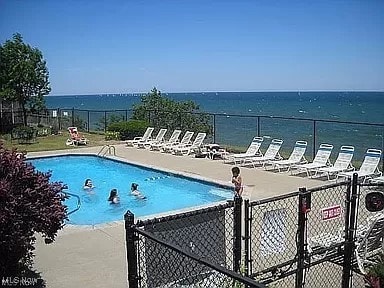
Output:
308 213 384 271
337 149 382 183
241 139 283 168
67 126 88 146
291 143 334 177
224 136 264 165
369 175 384 184
137 128 167 149
268 141 308 172
150 129 181 151
173 132 207 156
355 213 384 274
314 145 355 180
126 127 154 147
162 131 194 153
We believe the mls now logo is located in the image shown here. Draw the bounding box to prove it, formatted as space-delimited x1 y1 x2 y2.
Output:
1 276 38 286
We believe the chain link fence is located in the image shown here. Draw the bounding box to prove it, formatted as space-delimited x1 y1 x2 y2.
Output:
125 179 384 288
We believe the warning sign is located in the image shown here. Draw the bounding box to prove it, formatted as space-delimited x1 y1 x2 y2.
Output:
321 205 342 221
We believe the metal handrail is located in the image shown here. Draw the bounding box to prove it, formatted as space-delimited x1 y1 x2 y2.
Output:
65 191 81 216
97 144 116 157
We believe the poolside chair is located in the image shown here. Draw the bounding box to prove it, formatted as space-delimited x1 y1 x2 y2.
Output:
369 175 384 184
137 128 167 149
355 213 384 274
150 129 182 151
291 143 333 177
267 141 308 172
173 132 207 156
66 127 88 146
162 131 194 153
126 127 154 147
223 136 264 165
241 139 283 168
337 149 382 183
313 146 355 180
308 213 384 269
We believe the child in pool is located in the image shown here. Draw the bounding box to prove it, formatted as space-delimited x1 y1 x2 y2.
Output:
131 183 146 200
108 189 120 204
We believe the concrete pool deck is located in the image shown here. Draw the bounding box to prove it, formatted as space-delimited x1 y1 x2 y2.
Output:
31 144 326 288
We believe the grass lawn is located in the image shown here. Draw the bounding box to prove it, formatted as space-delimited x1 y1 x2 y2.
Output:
0 131 120 153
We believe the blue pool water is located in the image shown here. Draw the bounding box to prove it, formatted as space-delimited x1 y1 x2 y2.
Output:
29 155 233 225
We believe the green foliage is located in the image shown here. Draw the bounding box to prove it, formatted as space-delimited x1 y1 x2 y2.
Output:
366 253 384 288
105 131 120 140
11 126 37 143
132 87 212 135
96 113 125 131
0 143 67 274
107 120 148 140
0 33 50 125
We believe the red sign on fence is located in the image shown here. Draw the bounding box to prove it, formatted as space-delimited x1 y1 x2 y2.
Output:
321 205 342 221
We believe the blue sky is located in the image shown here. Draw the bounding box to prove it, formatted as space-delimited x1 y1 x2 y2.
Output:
1 0 383 95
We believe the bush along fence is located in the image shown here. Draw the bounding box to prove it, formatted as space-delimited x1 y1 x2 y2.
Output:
125 175 384 288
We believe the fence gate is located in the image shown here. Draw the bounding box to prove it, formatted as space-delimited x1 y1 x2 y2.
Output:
244 175 384 288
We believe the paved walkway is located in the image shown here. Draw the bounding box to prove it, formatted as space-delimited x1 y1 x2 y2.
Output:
31 144 325 288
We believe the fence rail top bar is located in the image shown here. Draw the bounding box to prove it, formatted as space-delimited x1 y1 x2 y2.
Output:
46 107 384 127
135 227 267 288
136 201 234 227
305 180 350 193
249 190 299 207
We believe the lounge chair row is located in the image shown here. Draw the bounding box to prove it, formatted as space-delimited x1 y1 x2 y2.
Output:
125 127 207 156
222 136 382 182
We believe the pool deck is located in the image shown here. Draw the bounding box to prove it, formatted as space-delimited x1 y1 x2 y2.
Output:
31 144 327 288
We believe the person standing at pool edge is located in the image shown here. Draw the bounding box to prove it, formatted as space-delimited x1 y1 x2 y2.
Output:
231 166 243 198
108 189 120 204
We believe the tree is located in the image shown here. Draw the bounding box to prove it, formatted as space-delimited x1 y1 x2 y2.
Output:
0 143 67 275
0 33 50 126
132 87 212 135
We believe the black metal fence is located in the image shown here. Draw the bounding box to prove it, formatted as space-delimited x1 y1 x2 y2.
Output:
1 107 383 170
125 176 384 287
125 200 266 288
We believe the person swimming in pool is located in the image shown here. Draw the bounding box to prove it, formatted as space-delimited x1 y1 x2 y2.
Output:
83 179 95 191
108 188 120 204
130 183 146 200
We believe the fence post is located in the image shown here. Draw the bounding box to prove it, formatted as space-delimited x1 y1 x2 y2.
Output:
213 114 216 143
296 187 309 288
342 174 358 288
243 199 250 277
125 210 139 288
233 196 243 273
312 120 317 160
87 110 90 132
71 107 75 127
57 108 61 130
104 111 107 132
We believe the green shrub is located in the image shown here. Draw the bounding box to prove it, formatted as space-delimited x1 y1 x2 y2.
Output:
11 126 37 143
105 131 120 141
107 120 149 140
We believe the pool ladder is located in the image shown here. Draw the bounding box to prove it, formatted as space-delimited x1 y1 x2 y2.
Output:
65 191 81 216
98 145 116 157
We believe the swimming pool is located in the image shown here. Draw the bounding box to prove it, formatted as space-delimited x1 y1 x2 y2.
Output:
29 155 233 225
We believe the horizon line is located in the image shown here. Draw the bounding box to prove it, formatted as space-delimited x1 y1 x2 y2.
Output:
48 90 384 97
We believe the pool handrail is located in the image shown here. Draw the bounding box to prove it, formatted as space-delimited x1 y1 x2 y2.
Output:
64 191 81 216
97 145 116 157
